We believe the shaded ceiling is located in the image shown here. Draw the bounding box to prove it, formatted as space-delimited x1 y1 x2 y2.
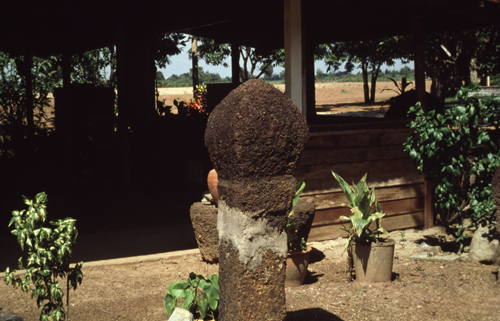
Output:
1 0 500 56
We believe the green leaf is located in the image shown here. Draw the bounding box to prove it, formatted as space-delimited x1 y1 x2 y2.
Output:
182 288 196 310
198 297 209 318
168 281 189 298
332 171 355 206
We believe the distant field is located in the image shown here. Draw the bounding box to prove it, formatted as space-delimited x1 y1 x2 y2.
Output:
157 81 432 110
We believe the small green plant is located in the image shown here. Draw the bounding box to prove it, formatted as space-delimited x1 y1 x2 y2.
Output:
286 180 307 252
403 84 500 245
164 272 219 319
3 192 83 321
331 172 388 254
400 231 406 241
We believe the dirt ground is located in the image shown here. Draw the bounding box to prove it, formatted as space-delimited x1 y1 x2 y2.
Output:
1 227 499 321
6 80 498 321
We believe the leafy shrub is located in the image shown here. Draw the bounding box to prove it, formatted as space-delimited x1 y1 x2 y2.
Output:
3 192 83 321
403 84 500 244
164 272 219 319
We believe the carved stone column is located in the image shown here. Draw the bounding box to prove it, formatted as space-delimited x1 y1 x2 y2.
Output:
205 79 308 320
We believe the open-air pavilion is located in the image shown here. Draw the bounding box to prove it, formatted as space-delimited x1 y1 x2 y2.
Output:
1 0 500 242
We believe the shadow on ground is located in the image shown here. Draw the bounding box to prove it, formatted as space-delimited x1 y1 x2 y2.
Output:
286 308 344 321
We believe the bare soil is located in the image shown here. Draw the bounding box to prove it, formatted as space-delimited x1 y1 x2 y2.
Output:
4 81 498 321
157 81 432 115
1 227 499 321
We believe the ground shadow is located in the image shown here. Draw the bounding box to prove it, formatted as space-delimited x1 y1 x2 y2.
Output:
310 246 326 264
286 308 344 321
415 234 465 253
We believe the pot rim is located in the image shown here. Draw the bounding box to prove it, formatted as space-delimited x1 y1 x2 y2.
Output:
353 238 395 247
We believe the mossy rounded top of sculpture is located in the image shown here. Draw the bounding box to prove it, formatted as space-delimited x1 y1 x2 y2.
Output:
205 79 308 180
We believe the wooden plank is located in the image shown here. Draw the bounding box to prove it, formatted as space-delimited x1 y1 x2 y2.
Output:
299 145 409 166
299 170 425 196
297 158 418 181
311 197 425 227
301 183 425 210
308 119 410 133
308 211 425 242
305 129 412 149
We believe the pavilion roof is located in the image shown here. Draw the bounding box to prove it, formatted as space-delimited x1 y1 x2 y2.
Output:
1 0 499 56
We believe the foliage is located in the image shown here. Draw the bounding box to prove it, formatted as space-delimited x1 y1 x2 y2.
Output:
159 67 229 87
403 84 500 244
153 33 187 69
195 37 285 81
174 84 208 116
381 77 412 96
71 47 116 87
331 172 388 254
425 26 500 103
286 180 307 252
3 192 83 321
164 272 219 319
320 36 412 104
0 53 62 157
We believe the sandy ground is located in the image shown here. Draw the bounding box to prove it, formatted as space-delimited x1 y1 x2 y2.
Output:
1 226 499 321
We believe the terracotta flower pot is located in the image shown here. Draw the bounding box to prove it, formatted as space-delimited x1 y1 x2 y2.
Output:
352 238 395 283
285 245 312 287
207 169 219 205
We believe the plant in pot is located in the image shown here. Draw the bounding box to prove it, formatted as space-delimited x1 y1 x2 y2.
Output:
285 180 313 287
332 171 394 283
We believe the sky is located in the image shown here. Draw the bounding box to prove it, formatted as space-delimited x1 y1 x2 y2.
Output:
158 42 413 79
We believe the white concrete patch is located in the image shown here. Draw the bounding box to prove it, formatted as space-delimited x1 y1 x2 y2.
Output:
218 201 287 272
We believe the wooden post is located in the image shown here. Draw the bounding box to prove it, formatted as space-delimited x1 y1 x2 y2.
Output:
192 37 199 97
231 43 240 84
116 26 155 186
24 55 34 142
414 16 434 228
284 0 307 120
414 16 427 111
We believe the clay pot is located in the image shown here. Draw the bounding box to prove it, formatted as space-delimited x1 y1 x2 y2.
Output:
285 245 312 287
352 238 395 283
207 169 219 205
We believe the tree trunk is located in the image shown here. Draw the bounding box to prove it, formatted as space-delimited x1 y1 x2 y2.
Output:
361 60 369 105
430 75 445 107
369 64 381 105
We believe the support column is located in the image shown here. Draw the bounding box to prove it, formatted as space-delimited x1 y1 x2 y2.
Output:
192 37 199 96
24 55 34 141
414 16 434 228
116 27 155 186
117 29 155 134
414 16 427 111
231 43 240 84
205 79 308 320
284 0 307 120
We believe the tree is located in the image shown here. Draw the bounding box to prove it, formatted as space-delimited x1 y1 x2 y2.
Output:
320 36 412 104
195 37 285 81
425 26 500 104
156 71 165 80
0 53 61 157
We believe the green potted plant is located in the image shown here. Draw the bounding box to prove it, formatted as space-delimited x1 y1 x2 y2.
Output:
285 180 313 287
332 172 395 283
